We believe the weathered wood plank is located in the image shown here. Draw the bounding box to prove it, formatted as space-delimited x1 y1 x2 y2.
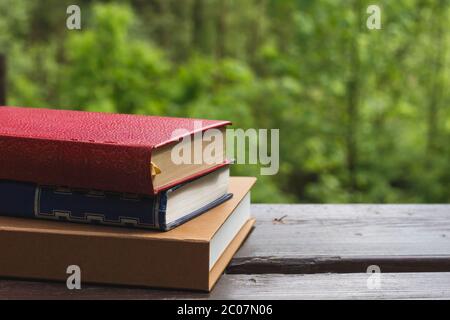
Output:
210 273 450 300
228 256 450 274
0 279 203 300
227 205 450 274
2 272 450 300
1 205 450 298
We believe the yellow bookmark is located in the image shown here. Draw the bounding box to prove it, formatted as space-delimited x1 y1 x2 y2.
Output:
151 162 162 178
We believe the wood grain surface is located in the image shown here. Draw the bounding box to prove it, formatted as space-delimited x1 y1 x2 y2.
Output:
1 204 449 299
228 204 450 274
1 272 450 300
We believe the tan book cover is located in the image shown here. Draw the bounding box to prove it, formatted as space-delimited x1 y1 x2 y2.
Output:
0 177 256 291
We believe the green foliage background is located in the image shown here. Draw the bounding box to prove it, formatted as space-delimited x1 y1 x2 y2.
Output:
1 0 449 203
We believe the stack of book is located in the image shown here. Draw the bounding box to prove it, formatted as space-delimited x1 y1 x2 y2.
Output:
0 106 256 291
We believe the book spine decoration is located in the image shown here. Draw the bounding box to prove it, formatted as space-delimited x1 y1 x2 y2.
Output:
0 180 160 229
0 180 232 231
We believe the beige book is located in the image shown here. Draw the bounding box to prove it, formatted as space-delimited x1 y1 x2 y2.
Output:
0 177 256 291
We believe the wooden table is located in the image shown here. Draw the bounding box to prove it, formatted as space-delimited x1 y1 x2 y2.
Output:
1 204 449 299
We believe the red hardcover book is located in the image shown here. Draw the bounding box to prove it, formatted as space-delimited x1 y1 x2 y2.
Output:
0 106 230 195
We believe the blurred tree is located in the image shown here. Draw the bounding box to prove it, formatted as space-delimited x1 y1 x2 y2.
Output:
4 0 449 203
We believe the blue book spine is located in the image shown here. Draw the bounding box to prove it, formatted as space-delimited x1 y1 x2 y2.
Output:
0 180 232 231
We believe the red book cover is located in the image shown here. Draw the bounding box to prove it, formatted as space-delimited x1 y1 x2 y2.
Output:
0 106 231 195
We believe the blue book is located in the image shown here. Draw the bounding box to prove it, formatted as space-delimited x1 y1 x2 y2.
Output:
0 167 231 231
